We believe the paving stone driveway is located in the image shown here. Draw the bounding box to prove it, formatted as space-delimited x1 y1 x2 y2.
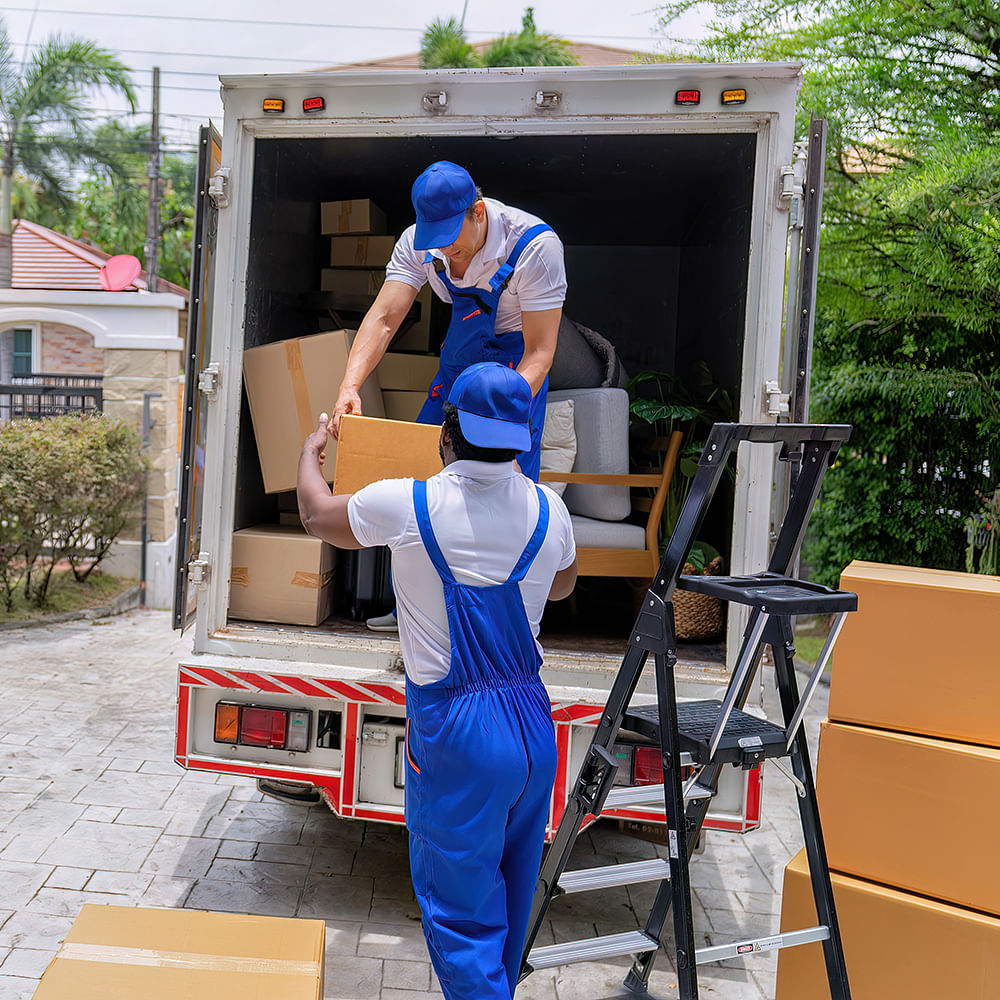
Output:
0 610 825 999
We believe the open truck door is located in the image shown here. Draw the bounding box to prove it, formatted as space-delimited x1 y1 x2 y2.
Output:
173 124 222 629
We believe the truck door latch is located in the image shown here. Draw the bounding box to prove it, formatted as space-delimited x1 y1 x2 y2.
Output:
535 91 561 110
422 91 448 113
208 166 231 209
198 363 220 399
188 552 211 588
765 379 790 416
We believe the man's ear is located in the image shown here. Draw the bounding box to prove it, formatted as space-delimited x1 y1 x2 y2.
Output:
440 425 451 448
474 200 487 223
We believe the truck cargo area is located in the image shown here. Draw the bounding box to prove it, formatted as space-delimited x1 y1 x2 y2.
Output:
230 131 755 653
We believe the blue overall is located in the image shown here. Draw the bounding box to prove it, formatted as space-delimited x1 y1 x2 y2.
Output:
415 224 553 482
404 479 558 1000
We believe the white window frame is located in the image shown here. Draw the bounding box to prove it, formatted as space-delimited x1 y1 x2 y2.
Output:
6 323 40 378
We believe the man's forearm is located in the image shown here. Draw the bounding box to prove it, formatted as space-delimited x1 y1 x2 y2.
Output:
296 445 363 549
341 310 397 393
517 347 554 397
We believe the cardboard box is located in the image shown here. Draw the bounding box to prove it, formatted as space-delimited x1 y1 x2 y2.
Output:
34 903 324 1000
320 268 385 296
830 561 1000 746
230 525 335 626
391 284 435 353
776 848 1000 1000
330 235 396 267
376 351 440 392
242 329 384 494
817 721 1000 915
383 390 427 422
320 198 386 235
333 414 442 495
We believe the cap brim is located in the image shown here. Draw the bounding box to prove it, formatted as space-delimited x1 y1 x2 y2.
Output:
413 210 466 251
457 409 531 452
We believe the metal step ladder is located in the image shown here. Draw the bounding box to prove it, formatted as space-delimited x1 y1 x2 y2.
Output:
520 423 857 999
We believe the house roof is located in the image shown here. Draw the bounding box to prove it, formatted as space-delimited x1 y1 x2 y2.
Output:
322 39 655 72
11 219 187 299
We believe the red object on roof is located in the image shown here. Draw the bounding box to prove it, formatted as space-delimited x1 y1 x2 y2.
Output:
100 254 143 291
10 219 187 298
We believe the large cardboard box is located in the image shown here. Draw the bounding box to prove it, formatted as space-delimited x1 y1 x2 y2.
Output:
33 904 324 999
817 721 1000 915
383 390 427 422
776 848 1000 1000
242 329 384 494
391 284 435 353
376 351 440 392
320 268 385 296
333 414 442 495
830 561 1000 746
320 198 386 235
330 234 396 267
230 525 335 626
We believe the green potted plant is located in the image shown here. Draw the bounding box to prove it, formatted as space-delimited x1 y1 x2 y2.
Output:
628 363 735 639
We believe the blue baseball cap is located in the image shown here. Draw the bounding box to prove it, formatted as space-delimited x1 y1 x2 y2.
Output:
411 161 477 251
448 363 532 452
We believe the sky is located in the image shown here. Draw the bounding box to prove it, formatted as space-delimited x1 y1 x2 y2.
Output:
2 1 713 153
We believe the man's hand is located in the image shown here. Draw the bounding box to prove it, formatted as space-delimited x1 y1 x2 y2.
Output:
304 413 331 466
329 390 361 439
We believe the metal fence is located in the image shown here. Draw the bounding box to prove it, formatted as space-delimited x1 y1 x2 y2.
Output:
0 373 104 421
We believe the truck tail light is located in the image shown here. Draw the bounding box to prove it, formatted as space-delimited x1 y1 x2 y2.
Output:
721 88 748 105
674 89 701 106
214 703 240 743
241 707 287 748
633 746 664 784
214 702 311 752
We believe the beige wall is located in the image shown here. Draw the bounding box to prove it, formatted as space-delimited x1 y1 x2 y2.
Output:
40 323 104 374
102 348 183 546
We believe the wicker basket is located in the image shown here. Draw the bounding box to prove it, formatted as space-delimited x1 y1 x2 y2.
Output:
674 555 725 641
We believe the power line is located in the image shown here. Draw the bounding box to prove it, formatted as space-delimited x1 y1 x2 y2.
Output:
3 5 660 44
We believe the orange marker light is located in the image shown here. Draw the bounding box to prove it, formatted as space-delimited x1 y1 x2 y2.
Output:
214 702 240 743
675 89 701 106
262 98 285 113
722 88 748 105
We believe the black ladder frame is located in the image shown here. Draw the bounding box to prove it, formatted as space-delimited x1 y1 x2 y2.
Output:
521 423 855 999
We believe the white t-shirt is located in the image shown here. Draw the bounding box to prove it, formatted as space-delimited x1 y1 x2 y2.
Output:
385 198 567 335
347 460 576 686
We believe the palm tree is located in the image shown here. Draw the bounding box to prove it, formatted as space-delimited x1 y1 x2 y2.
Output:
419 8 577 69
0 15 136 286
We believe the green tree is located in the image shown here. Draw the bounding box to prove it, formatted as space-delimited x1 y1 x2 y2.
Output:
68 122 196 288
0 14 136 285
420 8 577 69
656 0 1000 583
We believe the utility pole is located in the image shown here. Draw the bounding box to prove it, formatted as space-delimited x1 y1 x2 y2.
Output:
144 66 161 292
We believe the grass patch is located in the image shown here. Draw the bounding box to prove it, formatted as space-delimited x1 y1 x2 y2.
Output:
793 633 827 665
0 569 137 625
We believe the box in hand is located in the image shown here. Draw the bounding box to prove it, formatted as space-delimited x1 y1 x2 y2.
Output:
333 414 442 496
242 329 384 494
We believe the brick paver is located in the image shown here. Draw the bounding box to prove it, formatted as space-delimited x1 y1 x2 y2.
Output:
0 610 827 999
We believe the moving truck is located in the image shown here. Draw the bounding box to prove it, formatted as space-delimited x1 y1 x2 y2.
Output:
173 62 821 837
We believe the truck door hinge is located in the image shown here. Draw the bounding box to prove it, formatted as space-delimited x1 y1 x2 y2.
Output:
765 379 790 416
188 551 211 589
208 166 231 208
198 363 220 399
422 91 448 113
535 90 562 111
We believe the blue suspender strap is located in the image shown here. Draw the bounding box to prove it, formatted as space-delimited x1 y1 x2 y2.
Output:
507 487 550 584
488 223 553 294
412 480 456 584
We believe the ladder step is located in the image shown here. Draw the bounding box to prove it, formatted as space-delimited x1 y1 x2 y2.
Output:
557 858 671 894
603 780 714 810
695 925 830 965
527 931 659 971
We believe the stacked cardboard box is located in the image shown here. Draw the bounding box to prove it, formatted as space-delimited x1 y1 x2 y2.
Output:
377 351 440 421
319 198 435 352
776 561 1000 1000
34 904 324 999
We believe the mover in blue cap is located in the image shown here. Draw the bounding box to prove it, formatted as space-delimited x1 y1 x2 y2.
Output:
298 362 578 1000
330 161 565 483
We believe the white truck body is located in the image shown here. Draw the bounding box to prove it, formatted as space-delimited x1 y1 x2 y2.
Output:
174 62 808 837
